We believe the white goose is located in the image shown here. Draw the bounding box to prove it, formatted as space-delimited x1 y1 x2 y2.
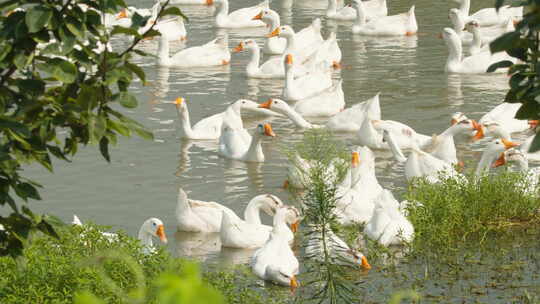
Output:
442 27 516 74
139 15 187 42
335 147 382 225
384 130 461 184
327 0 387 21
232 39 309 79
254 10 323 55
475 138 520 176
303 32 342 69
465 20 488 55
478 103 529 135
175 188 284 233
305 226 371 269
293 80 345 117
326 0 356 21
423 118 482 165
449 8 513 46
282 54 332 101
175 98 262 140
214 0 267 28
326 93 381 132
364 190 414 246
218 123 276 162
170 0 213 5
157 34 230 67
222 206 300 249
357 115 431 150
352 1 417 36
73 216 167 254
268 24 325 63
493 148 540 194
454 0 522 27
251 207 300 290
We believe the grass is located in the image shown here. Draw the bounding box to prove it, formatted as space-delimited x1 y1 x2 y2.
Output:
0 222 286 304
404 171 540 253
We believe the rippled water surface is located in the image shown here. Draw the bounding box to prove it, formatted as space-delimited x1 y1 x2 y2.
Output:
19 0 540 301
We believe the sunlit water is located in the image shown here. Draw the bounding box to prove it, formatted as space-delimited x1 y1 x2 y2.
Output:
14 0 540 301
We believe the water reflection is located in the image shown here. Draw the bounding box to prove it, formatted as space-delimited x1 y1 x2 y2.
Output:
175 231 221 261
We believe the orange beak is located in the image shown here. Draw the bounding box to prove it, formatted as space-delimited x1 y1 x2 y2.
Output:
290 275 299 293
450 118 458 126
351 152 360 168
528 120 539 129
206 0 213 5
264 124 276 137
175 97 184 106
290 220 299 233
472 121 484 141
492 153 506 168
361 256 371 270
268 27 280 38
437 32 443 39
233 42 244 53
156 225 167 244
502 138 519 149
252 11 263 20
283 180 289 189
332 61 341 69
116 8 127 20
285 54 293 65
258 99 272 109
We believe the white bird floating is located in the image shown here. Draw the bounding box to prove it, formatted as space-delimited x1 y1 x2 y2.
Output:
175 188 285 233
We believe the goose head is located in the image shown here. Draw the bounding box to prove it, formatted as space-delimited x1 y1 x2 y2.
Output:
268 25 295 38
453 118 482 134
140 217 168 244
252 8 279 25
442 27 460 45
493 148 527 168
473 120 511 141
257 123 276 137
285 206 301 233
116 8 129 19
256 194 285 216
258 98 291 113
265 265 299 290
465 19 480 33
450 112 468 125
348 250 371 270
232 39 258 53
175 97 189 117
449 8 465 31
229 99 261 112
485 138 520 160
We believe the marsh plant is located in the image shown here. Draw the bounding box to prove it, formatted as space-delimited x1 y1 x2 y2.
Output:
405 171 540 254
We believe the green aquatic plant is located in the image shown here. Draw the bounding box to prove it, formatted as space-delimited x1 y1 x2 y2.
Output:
0 223 280 304
404 171 540 253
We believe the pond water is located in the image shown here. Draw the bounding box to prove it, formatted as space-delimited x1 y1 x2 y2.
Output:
19 0 540 301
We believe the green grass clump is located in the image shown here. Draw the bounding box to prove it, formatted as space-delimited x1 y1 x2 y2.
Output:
0 223 283 304
405 171 540 253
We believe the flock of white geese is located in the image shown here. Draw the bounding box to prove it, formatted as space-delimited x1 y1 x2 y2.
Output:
69 0 540 290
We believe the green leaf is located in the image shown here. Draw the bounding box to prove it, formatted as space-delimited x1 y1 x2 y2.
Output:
528 132 540 153
25 6 52 33
487 60 514 73
0 119 31 137
66 18 86 40
162 7 189 22
0 44 12 62
125 62 146 84
490 32 521 53
51 59 78 83
99 136 111 162
114 92 138 108
110 26 140 38
89 115 107 144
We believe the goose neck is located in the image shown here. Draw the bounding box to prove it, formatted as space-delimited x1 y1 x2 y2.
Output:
459 0 470 18
246 47 261 72
176 106 194 138
446 34 463 67
244 132 264 161
354 3 367 26
244 197 265 225
475 151 496 176
137 227 153 248
158 37 171 66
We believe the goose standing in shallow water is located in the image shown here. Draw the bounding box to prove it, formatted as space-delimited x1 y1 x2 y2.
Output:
175 188 284 233
214 0 268 28
352 0 417 36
